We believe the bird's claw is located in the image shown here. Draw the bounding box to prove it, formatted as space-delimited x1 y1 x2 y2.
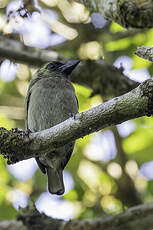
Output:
69 113 77 119
25 128 32 136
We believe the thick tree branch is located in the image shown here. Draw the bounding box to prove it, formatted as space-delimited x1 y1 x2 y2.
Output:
0 79 152 164
1 202 153 230
74 0 153 28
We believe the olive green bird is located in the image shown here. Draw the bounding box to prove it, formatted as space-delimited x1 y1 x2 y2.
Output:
25 60 79 195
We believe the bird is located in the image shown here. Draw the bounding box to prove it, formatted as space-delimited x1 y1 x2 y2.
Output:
25 60 80 195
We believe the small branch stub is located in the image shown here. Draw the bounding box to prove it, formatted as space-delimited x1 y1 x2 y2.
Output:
135 46 153 63
140 79 153 116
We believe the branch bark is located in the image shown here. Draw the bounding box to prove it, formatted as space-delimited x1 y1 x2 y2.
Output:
74 0 153 28
2 202 153 230
0 79 152 164
135 45 153 62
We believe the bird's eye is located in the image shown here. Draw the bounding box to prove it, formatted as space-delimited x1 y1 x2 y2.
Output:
46 62 63 71
46 63 55 70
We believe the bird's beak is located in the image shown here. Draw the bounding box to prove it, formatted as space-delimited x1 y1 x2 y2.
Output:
59 60 80 75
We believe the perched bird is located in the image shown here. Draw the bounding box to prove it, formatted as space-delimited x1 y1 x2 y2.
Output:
25 60 80 195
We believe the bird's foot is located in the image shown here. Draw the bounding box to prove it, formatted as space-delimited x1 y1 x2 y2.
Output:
69 113 77 120
25 128 32 136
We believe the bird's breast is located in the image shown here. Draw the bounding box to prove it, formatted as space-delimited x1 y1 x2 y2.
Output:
27 77 78 132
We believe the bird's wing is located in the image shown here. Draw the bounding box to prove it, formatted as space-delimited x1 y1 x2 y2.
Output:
25 75 41 129
25 78 46 174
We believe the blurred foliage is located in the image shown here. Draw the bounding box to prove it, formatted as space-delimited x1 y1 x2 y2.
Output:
0 0 153 222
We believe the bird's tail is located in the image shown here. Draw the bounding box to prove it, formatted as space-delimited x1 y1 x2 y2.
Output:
47 167 65 195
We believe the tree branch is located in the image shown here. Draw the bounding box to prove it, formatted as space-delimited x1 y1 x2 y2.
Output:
72 61 139 98
111 126 142 206
74 0 153 28
0 34 138 98
0 79 152 164
135 45 153 63
0 220 27 230
0 34 63 66
0 202 152 230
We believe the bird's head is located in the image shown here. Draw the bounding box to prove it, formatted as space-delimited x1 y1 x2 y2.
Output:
44 60 80 77
30 60 80 89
